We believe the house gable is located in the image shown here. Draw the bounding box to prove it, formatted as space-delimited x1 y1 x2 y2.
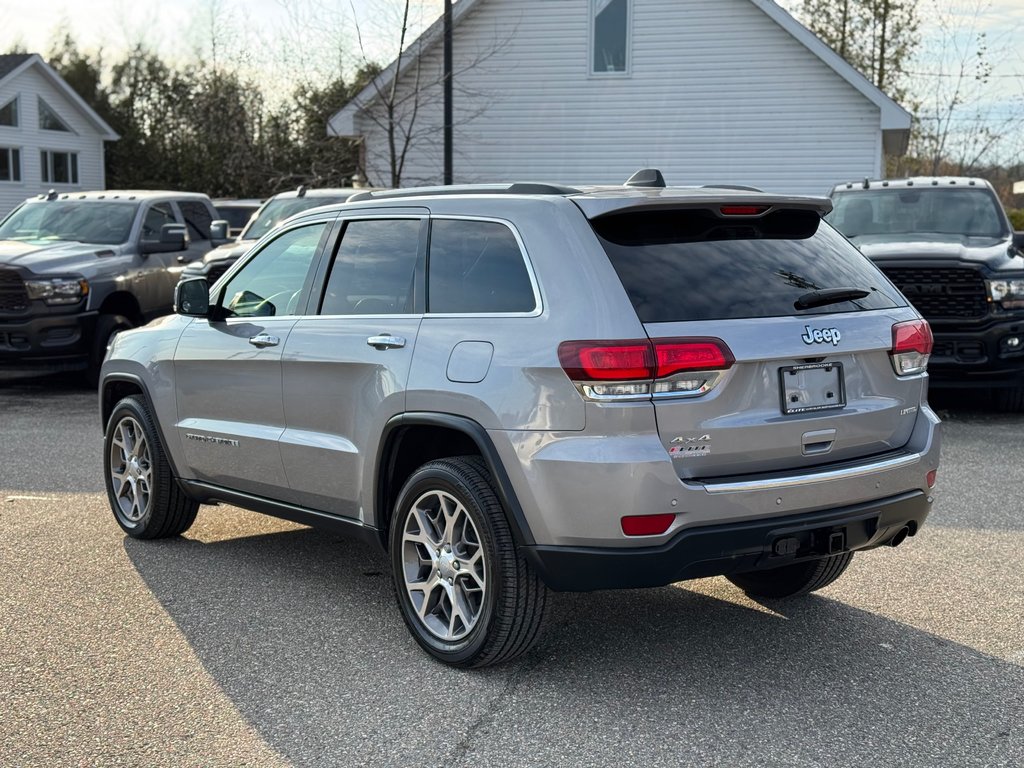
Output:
328 0 913 193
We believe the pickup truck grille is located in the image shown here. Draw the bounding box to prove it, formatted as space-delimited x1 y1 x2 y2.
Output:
0 268 29 312
880 266 988 319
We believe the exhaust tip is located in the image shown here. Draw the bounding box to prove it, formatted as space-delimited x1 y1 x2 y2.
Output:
889 526 911 548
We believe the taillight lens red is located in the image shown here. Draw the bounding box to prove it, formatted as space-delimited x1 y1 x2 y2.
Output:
621 513 676 536
655 341 734 377
557 340 654 380
558 338 733 381
890 320 933 376
926 469 937 489
892 320 934 355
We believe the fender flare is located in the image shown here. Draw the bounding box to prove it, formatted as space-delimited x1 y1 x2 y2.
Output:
375 413 536 548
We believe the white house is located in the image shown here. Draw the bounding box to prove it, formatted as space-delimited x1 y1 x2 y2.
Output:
328 0 912 195
0 53 119 217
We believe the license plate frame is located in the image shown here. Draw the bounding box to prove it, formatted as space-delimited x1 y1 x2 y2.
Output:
778 362 846 415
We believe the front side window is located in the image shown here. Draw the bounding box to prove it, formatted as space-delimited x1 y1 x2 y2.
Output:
178 200 213 240
40 150 78 184
141 203 176 239
0 97 18 127
319 219 421 315
220 223 327 318
592 0 629 74
38 97 72 132
427 219 536 314
0 147 21 182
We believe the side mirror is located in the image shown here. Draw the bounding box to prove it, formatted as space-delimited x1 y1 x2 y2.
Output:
1013 231 1024 250
175 278 210 317
141 223 188 254
210 219 231 244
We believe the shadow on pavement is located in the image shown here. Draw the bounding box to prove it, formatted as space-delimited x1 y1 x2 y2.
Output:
125 526 1023 768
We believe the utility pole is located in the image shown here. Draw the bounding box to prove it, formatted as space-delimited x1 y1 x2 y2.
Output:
443 0 453 185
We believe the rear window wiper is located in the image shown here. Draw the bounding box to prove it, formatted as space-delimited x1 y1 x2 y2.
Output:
795 287 871 310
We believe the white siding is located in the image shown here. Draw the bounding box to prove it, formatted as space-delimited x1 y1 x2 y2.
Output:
0 65 107 217
354 0 883 194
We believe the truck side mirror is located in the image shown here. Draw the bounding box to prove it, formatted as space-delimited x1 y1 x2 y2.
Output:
141 223 188 254
175 278 210 317
210 219 231 244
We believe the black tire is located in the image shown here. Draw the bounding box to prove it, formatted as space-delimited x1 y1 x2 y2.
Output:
726 552 854 599
389 456 548 668
993 387 1024 412
103 395 198 539
86 313 133 388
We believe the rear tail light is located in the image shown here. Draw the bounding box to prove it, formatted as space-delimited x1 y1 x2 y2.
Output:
621 513 676 536
890 320 933 376
558 338 734 400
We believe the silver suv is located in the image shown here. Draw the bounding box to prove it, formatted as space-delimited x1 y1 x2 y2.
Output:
99 172 941 667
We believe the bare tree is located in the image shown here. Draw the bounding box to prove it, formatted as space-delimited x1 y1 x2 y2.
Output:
343 0 511 187
909 0 1024 175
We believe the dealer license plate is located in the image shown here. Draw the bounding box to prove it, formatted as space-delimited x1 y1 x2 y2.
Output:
779 362 845 415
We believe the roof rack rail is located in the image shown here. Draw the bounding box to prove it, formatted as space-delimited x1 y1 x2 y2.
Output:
701 184 764 193
346 183 581 203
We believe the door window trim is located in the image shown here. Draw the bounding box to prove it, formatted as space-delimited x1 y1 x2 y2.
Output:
425 215 544 318
310 214 429 318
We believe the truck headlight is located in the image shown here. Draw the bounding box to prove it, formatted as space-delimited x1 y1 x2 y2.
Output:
987 278 1024 310
25 276 90 305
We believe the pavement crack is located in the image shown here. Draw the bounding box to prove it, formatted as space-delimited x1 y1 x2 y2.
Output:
445 653 545 768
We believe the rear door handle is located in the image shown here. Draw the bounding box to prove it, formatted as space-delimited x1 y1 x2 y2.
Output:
248 333 280 348
367 334 406 350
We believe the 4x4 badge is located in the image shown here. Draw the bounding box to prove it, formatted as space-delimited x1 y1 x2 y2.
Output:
801 326 841 346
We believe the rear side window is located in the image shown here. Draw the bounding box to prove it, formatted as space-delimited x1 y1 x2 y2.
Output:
428 219 536 313
178 200 213 240
593 208 905 322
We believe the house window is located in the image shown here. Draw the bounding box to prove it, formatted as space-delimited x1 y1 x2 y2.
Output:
591 0 629 74
0 97 17 127
0 148 21 182
41 150 79 185
38 97 72 132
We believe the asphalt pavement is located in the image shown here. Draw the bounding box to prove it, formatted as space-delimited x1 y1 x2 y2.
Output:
1 372 1021 767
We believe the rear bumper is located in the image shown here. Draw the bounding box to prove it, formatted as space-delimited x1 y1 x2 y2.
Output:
525 489 930 591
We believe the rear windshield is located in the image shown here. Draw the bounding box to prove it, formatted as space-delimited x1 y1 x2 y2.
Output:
828 187 1008 239
593 208 905 323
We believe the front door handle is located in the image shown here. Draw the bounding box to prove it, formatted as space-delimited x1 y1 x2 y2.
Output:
367 334 406 350
248 333 280 348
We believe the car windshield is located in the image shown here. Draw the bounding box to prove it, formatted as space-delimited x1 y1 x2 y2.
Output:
0 201 139 246
241 195 350 241
828 187 1008 239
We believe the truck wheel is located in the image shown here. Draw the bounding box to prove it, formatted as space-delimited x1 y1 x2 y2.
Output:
86 314 133 388
726 552 853 599
993 387 1024 412
104 395 198 539
390 456 548 668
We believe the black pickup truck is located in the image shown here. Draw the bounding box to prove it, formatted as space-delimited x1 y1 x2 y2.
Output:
828 177 1024 410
